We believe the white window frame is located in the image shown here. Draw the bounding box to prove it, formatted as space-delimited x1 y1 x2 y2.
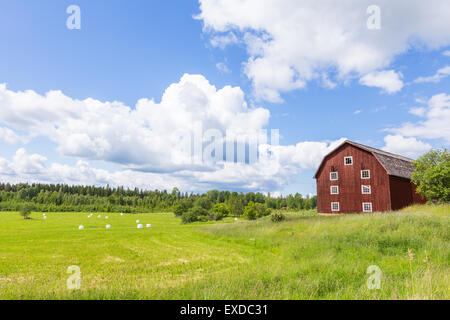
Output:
361 185 371 195
361 169 371 179
330 186 339 195
331 202 340 212
344 156 353 166
362 202 373 212
330 172 338 181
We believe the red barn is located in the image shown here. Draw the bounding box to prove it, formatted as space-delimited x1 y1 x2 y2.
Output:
314 140 426 214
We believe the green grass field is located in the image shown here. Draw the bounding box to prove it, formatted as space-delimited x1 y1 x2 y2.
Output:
0 205 448 300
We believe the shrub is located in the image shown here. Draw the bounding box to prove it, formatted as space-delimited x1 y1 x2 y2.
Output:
19 204 34 219
271 212 286 222
181 206 209 224
243 202 271 220
254 202 272 217
173 204 186 217
243 202 258 220
211 203 230 221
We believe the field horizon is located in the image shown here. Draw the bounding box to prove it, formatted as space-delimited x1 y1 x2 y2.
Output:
0 205 448 300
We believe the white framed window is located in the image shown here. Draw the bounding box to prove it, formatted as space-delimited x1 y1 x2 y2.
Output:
330 172 338 181
330 186 339 195
361 169 370 179
344 156 353 165
362 202 373 212
362 185 371 194
331 202 340 212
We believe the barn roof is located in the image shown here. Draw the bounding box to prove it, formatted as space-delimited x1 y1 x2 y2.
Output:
314 140 415 179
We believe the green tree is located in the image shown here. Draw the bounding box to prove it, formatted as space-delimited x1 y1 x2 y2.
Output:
173 203 186 217
243 201 258 220
243 201 271 220
20 204 34 219
181 206 209 224
411 148 450 203
211 203 230 220
228 192 245 216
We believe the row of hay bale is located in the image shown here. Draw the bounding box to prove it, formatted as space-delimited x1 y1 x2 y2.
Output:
78 213 151 230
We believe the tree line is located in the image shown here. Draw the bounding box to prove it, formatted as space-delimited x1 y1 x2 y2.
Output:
0 183 317 213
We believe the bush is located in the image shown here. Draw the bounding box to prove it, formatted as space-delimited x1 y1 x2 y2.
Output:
254 202 272 217
19 204 34 219
173 204 186 217
211 203 230 221
181 206 209 224
243 202 272 220
243 202 258 220
271 212 286 222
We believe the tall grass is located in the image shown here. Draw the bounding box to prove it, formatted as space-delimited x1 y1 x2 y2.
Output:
0 205 448 300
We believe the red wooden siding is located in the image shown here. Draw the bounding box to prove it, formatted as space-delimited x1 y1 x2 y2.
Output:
411 183 427 205
389 176 413 210
316 144 391 213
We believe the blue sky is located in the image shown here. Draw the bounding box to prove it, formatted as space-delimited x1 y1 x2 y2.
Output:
0 0 449 195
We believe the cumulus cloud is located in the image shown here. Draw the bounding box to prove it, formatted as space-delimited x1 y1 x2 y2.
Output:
0 139 345 192
359 70 404 94
0 127 27 144
0 76 347 192
209 32 239 49
382 135 431 159
387 93 450 144
413 66 450 83
197 0 450 101
0 150 193 191
0 75 269 172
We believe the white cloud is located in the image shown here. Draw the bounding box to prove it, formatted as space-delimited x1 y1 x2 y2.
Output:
443 50 450 57
209 32 239 49
0 151 193 191
382 135 431 159
197 0 450 101
413 65 450 83
0 76 347 192
216 62 231 74
0 75 269 172
0 138 345 192
0 127 27 144
354 110 362 115
9 148 47 174
409 107 426 117
387 93 450 144
359 70 404 94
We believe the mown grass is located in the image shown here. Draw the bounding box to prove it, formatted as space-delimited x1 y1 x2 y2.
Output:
0 205 448 300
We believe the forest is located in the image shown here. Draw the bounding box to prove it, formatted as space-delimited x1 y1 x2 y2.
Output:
0 183 317 215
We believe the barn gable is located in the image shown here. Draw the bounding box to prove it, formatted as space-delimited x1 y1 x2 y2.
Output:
314 140 415 180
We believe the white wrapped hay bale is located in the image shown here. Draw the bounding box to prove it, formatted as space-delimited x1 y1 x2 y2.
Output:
136 220 140 224
137 224 143 229
97 215 101 218
78 225 85 230
105 216 109 219
146 224 151 228
106 224 111 229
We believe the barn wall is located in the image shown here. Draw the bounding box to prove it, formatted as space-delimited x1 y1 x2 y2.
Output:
316 144 391 213
411 183 427 204
389 176 413 211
